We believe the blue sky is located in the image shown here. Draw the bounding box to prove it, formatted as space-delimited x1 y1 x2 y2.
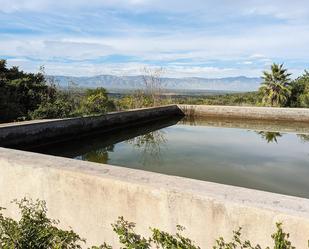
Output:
1 0 309 77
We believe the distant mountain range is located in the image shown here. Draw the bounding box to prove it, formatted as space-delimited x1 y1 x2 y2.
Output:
48 75 262 91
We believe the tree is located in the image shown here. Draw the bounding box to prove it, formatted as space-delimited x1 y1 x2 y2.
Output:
259 63 291 107
80 87 115 115
0 59 56 122
256 131 282 144
29 91 76 119
288 70 309 107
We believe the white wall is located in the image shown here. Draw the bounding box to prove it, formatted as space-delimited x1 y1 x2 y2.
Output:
1 147 309 248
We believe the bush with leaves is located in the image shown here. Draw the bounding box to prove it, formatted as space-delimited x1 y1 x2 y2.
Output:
288 70 309 108
213 223 295 249
100 217 200 249
0 60 56 122
0 199 307 249
79 88 115 115
116 90 154 110
0 198 84 249
29 91 77 119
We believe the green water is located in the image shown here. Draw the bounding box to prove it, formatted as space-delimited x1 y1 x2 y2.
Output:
29 117 309 198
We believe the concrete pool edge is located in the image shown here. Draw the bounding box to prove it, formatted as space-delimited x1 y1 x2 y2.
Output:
0 105 183 147
1 147 309 248
1 105 309 247
2 105 309 147
178 104 309 122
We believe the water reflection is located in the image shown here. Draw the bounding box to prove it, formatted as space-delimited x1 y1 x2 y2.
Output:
127 130 167 165
179 115 197 126
179 115 309 135
81 145 114 164
23 115 309 198
298 134 309 143
24 116 180 164
256 131 282 144
180 115 309 145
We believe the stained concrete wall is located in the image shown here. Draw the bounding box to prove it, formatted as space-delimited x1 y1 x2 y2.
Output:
0 105 183 148
180 116 309 134
1 147 309 248
179 104 309 122
2 105 309 148
1 105 309 248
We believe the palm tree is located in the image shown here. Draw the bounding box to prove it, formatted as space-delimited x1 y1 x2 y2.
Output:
256 131 282 143
259 63 291 107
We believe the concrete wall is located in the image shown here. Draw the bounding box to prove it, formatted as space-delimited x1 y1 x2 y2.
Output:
179 104 309 122
180 116 309 134
1 147 309 249
2 105 309 148
0 105 183 148
1 105 309 248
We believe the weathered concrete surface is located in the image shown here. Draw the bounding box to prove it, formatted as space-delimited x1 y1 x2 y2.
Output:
0 105 183 147
1 147 309 248
179 104 309 122
180 116 309 134
2 105 309 148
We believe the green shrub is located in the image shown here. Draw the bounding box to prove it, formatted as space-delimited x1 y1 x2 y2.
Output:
0 198 84 249
29 92 76 119
79 88 115 115
0 199 307 249
0 60 56 122
288 70 309 108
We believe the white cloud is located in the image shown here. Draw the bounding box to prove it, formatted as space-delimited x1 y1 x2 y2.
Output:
1 0 309 77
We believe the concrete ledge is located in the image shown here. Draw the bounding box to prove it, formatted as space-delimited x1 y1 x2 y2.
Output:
2 105 309 248
180 116 309 134
179 105 309 122
1 147 309 248
0 105 183 147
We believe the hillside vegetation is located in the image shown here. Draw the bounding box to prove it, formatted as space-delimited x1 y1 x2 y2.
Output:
1 60 309 122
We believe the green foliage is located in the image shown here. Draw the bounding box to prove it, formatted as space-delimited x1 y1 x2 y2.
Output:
107 217 199 249
170 92 262 107
0 199 307 249
256 131 282 144
0 59 116 121
29 91 77 119
259 63 291 107
151 225 200 249
80 88 115 115
111 217 151 249
271 223 295 249
0 59 56 122
288 70 309 108
213 227 262 249
107 218 302 249
213 223 297 249
0 198 84 249
30 86 116 119
116 90 154 110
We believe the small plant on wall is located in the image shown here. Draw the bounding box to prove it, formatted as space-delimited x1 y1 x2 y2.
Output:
0 198 306 249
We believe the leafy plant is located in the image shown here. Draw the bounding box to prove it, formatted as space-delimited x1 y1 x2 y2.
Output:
259 63 291 107
80 87 115 115
288 70 309 108
213 223 298 249
0 198 84 249
106 217 200 249
0 199 307 249
0 60 57 122
272 223 295 249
